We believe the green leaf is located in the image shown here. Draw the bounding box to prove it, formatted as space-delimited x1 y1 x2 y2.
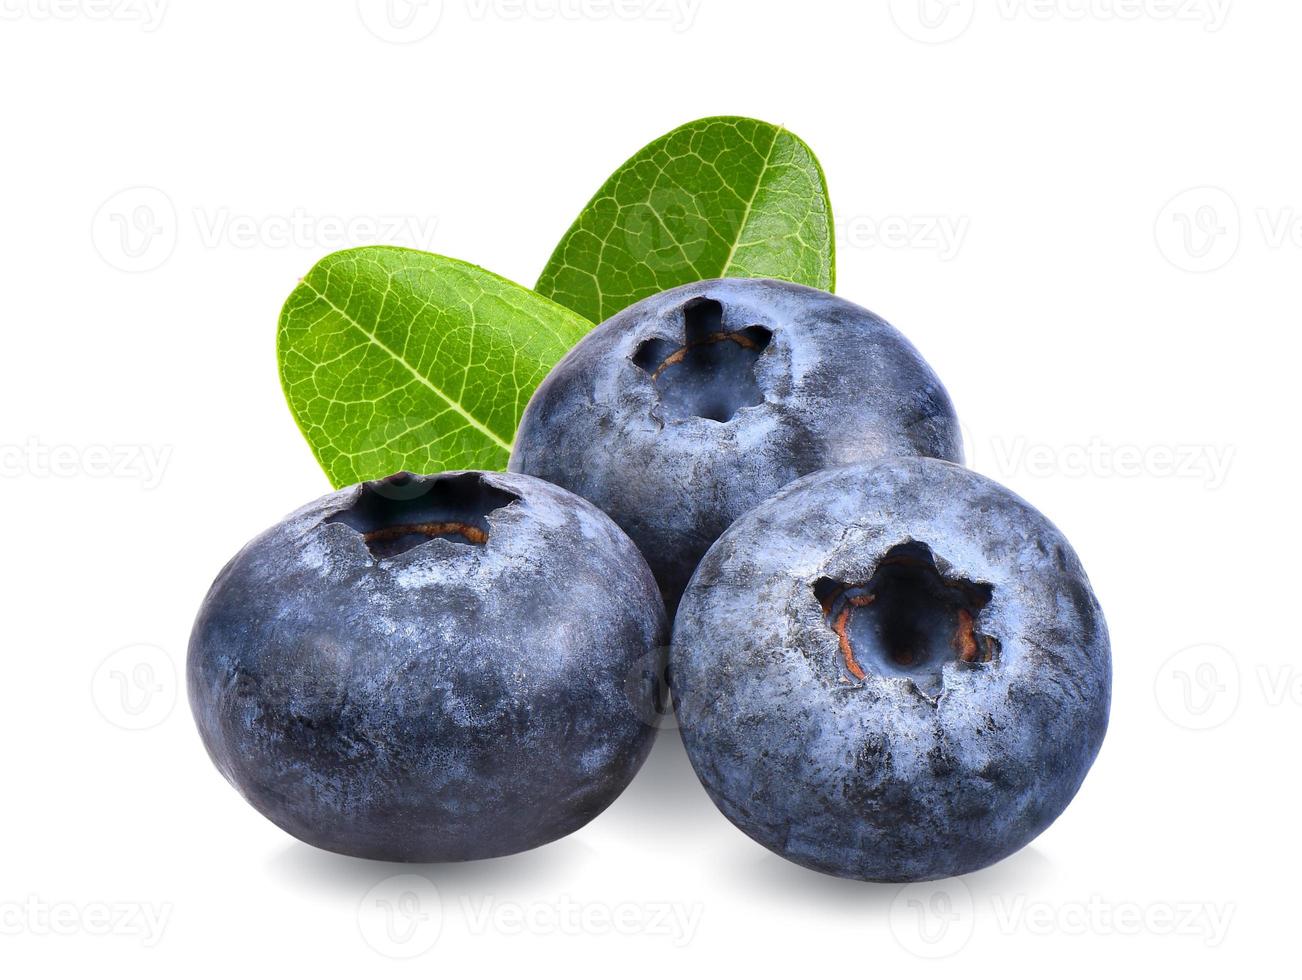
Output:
277 246 592 487
536 115 835 324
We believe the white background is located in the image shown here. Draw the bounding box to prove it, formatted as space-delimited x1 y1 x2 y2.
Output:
0 0 1289 974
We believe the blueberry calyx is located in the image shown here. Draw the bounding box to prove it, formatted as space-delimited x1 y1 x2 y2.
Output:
814 541 1000 696
324 471 520 559
631 297 773 423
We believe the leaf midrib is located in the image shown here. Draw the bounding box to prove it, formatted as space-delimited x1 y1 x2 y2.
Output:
719 124 784 277
301 281 513 452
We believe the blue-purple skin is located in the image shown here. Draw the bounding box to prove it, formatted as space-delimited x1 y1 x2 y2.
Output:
509 278 963 613
188 471 666 862
672 458 1111 882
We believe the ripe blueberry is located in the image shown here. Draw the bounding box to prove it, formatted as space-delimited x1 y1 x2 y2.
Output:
671 457 1111 881
188 471 666 862
510 278 963 611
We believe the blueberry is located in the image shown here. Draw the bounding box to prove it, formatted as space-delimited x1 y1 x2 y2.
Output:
188 471 666 862
671 457 1110 882
510 278 963 612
